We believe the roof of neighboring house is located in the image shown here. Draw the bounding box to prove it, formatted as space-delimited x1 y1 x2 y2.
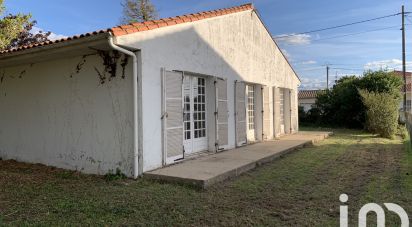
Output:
393 71 412 92
298 90 325 99
394 70 412 78
0 3 253 56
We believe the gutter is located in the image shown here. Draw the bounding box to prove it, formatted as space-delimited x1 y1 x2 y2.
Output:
108 34 141 178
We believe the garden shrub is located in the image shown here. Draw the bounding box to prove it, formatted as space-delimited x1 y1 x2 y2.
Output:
315 70 402 129
359 89 400 138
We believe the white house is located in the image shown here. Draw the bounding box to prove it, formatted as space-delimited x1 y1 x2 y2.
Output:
298 90 324 112
0 3 300 178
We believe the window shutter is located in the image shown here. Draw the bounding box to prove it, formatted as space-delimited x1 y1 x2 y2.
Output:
291 89 298 133
216 78 228 150
262 86 270 140
235 81 247 146
273 87 281 137
162 70 184 164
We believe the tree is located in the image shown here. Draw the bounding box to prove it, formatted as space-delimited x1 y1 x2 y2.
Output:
0 0 50 50
120 0 158 24
5 19 51 50
315 70 402 129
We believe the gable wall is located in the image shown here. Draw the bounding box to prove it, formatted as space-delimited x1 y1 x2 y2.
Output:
117 10 300 171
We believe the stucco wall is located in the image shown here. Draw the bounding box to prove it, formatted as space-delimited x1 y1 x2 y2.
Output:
0 54 134 176
116 10 300 172
299 98 317 112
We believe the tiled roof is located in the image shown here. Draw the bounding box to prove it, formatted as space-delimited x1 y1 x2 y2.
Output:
0 30 110 55
0 3 253 56
111 3 253 36
394 70 412 78
393 71 412 92
298 90 325 99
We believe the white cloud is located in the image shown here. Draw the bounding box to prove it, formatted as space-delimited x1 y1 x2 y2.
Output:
299 77 326 90
275 34 311 45
31 26 67 41
300 60 317 65
364 59 412 71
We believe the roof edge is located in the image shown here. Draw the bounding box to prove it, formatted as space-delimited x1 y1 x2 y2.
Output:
111 3 254 36
251 8 301 83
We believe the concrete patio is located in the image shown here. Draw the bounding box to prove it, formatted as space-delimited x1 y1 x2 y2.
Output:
145 131 333 188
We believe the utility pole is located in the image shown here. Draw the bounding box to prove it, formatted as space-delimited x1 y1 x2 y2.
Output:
326 65 330 89
402 5 407 111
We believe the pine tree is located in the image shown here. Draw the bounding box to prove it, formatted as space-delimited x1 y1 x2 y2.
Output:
0 0 50 50
121 0 158 24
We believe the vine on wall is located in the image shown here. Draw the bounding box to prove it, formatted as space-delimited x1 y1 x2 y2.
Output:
71 50 129 84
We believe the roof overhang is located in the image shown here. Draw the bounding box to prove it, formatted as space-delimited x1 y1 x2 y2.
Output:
0 33 111 68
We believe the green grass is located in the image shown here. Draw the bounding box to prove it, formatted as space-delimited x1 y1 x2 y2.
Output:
0 129 411 226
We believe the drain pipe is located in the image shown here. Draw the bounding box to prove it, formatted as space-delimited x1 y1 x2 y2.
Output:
108 34 141 178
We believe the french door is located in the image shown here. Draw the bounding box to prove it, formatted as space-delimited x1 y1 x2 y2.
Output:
183 76 208 154
246 85 256 142
279 88 285 134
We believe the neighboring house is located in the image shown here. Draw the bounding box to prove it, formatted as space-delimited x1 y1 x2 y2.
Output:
394 70 412 111
298 90 323 112
0 3 300 178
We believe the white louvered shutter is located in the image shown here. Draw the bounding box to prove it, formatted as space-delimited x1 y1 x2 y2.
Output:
262 86 270 140
273 87 281 137
235 81 247 146
216 78 228 150
291 89 298 133
162 70 184 163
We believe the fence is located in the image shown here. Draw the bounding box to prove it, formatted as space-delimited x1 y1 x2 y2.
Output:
404 111 412 143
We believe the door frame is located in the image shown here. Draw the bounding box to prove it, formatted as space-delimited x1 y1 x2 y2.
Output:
183 74 209 155
246 84 256 142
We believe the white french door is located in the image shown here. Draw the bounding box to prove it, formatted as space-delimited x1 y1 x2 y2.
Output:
183 76 208 154
246 85 256 142
280 88 285 134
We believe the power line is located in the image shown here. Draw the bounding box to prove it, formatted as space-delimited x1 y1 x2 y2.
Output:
406 15 412 24
330 67 365 71
275 12 403 38
311 25 402 42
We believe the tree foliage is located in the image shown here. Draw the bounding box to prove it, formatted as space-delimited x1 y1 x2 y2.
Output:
0 0 50 50
120 0 158 24
315 70 402 128
359 89 400 138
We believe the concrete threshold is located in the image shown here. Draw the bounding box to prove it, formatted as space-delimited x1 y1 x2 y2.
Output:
145 131 333 189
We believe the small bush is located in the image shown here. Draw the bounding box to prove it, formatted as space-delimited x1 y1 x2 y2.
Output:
397 124 408 140
359 89 400 138
105 168 127 181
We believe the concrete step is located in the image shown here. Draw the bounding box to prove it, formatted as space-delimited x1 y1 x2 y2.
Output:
145 131 333 189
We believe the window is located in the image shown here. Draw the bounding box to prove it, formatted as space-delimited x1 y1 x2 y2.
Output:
247 85 255 130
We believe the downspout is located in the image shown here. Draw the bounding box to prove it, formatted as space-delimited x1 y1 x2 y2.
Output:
108 34 141 178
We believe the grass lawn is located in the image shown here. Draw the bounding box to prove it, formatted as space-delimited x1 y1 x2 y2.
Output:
0 129 411 226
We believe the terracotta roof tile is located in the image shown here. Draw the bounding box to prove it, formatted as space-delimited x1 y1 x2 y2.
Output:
0 30 110 55
0 3 253 56
111 3 254 37
394 70 412 78
298 90 325 99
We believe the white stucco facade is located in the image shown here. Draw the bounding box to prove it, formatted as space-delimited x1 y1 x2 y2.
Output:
116 9 300 172
299 98 317 112
0 53 135 176
0 7 299 176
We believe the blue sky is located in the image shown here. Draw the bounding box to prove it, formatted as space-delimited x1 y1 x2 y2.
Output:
3 0 412 89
